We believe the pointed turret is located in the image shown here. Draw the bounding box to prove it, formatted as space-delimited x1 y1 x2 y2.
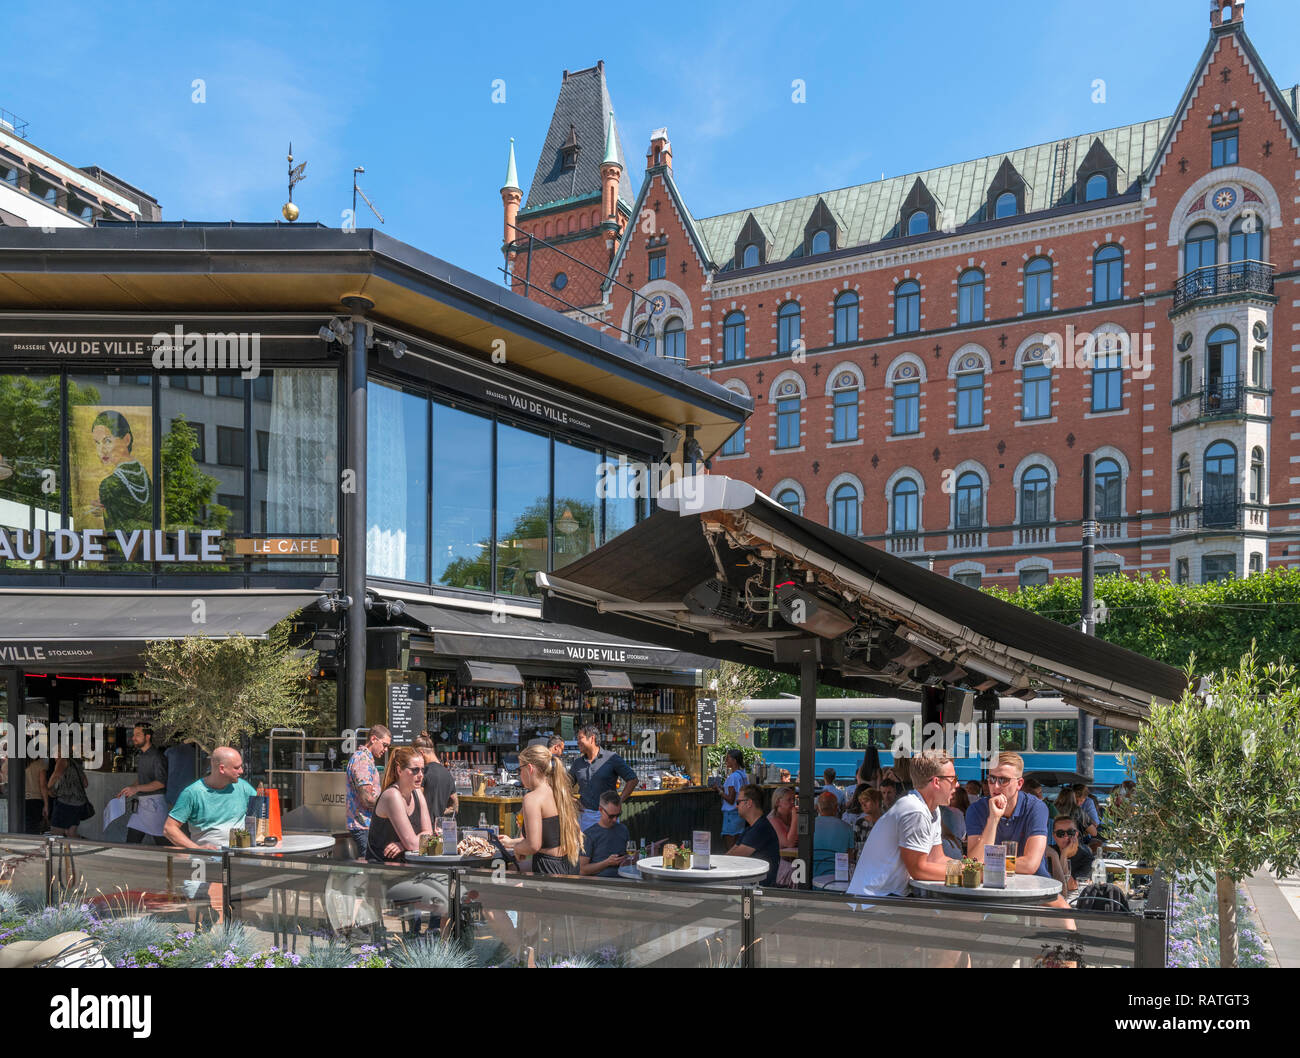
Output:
500 138 523 270
501 137 520 194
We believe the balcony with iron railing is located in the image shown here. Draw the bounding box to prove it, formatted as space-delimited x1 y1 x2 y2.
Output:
1172 260 1274 312
1199 374 1244 417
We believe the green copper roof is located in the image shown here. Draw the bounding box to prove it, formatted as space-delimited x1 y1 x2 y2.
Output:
502 138 520 192
601 110 619 167
695 116 1172 269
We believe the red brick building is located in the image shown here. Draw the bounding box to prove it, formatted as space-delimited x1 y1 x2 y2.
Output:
500 2 1298 590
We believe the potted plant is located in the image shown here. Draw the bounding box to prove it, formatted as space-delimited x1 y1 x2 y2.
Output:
1035 941 1085 968
961 857 982 888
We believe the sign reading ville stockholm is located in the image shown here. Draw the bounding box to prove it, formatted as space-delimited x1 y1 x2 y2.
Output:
0 528 337 562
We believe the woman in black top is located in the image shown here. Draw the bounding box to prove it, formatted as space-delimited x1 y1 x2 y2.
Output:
500 743 582 874
366 746 432 863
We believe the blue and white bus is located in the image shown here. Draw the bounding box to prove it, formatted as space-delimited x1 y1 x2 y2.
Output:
737 696 1134 786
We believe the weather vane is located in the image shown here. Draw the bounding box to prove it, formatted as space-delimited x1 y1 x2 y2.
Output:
282 142 307 222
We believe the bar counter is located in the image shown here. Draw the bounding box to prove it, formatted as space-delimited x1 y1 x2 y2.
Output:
457 786 722 842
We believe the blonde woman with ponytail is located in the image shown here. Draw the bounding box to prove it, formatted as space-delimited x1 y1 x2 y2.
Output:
500 743 583 874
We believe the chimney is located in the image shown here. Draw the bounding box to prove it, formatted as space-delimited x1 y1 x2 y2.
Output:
500 138 522 255
1211 1 1244 28
646 128 672 172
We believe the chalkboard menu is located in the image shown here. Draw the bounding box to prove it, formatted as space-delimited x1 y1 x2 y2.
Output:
387 674 427 745
695 697 717 746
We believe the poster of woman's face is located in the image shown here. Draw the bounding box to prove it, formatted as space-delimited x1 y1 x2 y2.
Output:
70 405 154 532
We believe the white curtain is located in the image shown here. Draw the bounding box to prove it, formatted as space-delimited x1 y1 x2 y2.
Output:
267 369 338 571
365 382 409 579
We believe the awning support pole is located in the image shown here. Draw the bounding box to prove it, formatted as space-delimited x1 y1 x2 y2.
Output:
797 647 816 891
1078 453 1096 782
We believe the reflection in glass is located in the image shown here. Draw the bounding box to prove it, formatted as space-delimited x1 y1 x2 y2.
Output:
432 402 492 591
602 453 640 545
552 439 599 571
0 374 62 569
496 422 549 596
367 382 428 582
160 378 230 570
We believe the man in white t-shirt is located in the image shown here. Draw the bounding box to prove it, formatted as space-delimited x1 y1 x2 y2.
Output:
846 748 959 898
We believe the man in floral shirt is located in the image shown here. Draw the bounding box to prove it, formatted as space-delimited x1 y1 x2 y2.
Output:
347 725 390 858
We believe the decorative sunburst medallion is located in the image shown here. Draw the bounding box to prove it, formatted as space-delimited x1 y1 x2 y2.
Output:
649 294 667 315
1212 187 1237 212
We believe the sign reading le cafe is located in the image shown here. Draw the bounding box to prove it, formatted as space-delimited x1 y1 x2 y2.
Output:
0 528 337 563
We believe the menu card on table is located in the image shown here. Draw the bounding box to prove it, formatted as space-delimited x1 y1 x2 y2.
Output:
983 844 1007 888
834 853 850 882
440 819 458 854
692 830 711 870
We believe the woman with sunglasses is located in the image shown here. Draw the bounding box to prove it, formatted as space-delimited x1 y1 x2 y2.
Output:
499 743 583 874
1045 815 1094 893
365 745 433 863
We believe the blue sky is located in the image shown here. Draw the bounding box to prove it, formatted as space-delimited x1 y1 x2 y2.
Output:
5 1 1298 285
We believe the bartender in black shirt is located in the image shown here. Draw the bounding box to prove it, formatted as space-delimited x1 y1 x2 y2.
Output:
118 723 169 844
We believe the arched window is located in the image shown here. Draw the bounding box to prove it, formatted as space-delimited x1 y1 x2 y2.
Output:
1177 453 1192 509
776 390 801 449
1093 245 1123 304
1250 446 1264 504
1206 326 1238 406
1203 441 1238 527
1249 552 1264 576
1084 173 1108 202
892 375 920 436
661 318 685 361
742 243 760 269
723 311 746 362
1022 356 1051 420
1024 256 1052 313
1184 222 1217 275
632 323 650 352
1251 345 1264 387
894 280 920 335
834 291 859 345
811 229 831 255
1095 458 1122 519
832 376 859 442
954 472 983 529
1020 465 1051 524
892 478 919 534
720 424 745 457
777 302 801 354
907 210 930 236
777 488 802 516
957 269 985 324
955 370 984 428
1091 336 1123 412
832 483 860 536
994 192 1017 219
1229 215 1262 271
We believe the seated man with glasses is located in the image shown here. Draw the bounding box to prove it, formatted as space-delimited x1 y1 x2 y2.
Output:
579 791 632 878
846 749 960 898
1045 816 1094 894
965 752 1051 879
730 784 780 885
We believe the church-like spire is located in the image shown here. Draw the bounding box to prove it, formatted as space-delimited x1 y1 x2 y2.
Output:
501 137 520 193
601 111 620 168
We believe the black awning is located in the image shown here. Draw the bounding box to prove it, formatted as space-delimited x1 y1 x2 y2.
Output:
457 660 524 688
580 669 633 693
536 486 1188 727
393 598 713 672
0 590 322 672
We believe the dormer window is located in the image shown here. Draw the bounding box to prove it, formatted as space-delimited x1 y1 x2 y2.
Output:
994 192 1017 219
1075 138 1119 204
560 124 581 172
1084 173 1108 201
811 229 831 255
908 210 930 235
735 213 769 269
742 244 759 268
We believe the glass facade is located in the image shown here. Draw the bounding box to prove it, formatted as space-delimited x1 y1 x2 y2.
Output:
367 381 429 582
431 401 493 592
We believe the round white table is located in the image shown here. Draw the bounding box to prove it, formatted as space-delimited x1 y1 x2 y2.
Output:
406 852 497 867
222 833 336 856
813 875 849 892
631 855 769 885
911 874 1062 901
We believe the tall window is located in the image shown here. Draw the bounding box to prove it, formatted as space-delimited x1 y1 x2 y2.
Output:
661 318 685 361
1177 453 1192 509
1179 356 1193 397
893 379 919 435
1249 553 1263 576
954 472 983 528
994 192 1017 219
720 424 745 457
1229 215 1262 269
955 371 984 428
1202 553 1235 583
494 422 549 596
811 229 831 255
366 382 428 582
1251 345 1264 387
834 292 859 344
632 323 650 352
1203 441 1238 527
742 244 760 269
1093 245 1123 303
1175 557 1190 584
723 311 746 362
777 302 801 354
957 269 985 324
1184 222 1217 274
1024 257 1052 313
1020 465 1051 524
776 395 801 449
1206 326 1238 388
1022 360 1051 420
1211 129 1238 168
648 251 666 280
1095 458 1122 519
895 280 920 335
1249 446 1264 504
908 210 929 235
892 478 919 534
1091 347 1123 412
777 489 801 515
1084 173 1109 201
832 484 859 536
832 385 858 442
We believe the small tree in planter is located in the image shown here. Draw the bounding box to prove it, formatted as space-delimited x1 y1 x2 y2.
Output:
1113 646 1300 967
137 617 318 755
703 661 765 774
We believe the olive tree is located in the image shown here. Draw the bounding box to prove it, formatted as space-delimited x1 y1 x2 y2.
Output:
1113 647 1300 967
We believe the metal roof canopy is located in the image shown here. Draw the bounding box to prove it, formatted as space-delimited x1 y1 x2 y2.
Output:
537 481 1187 731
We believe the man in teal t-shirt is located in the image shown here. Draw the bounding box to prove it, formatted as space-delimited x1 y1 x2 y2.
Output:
163 747 257 849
